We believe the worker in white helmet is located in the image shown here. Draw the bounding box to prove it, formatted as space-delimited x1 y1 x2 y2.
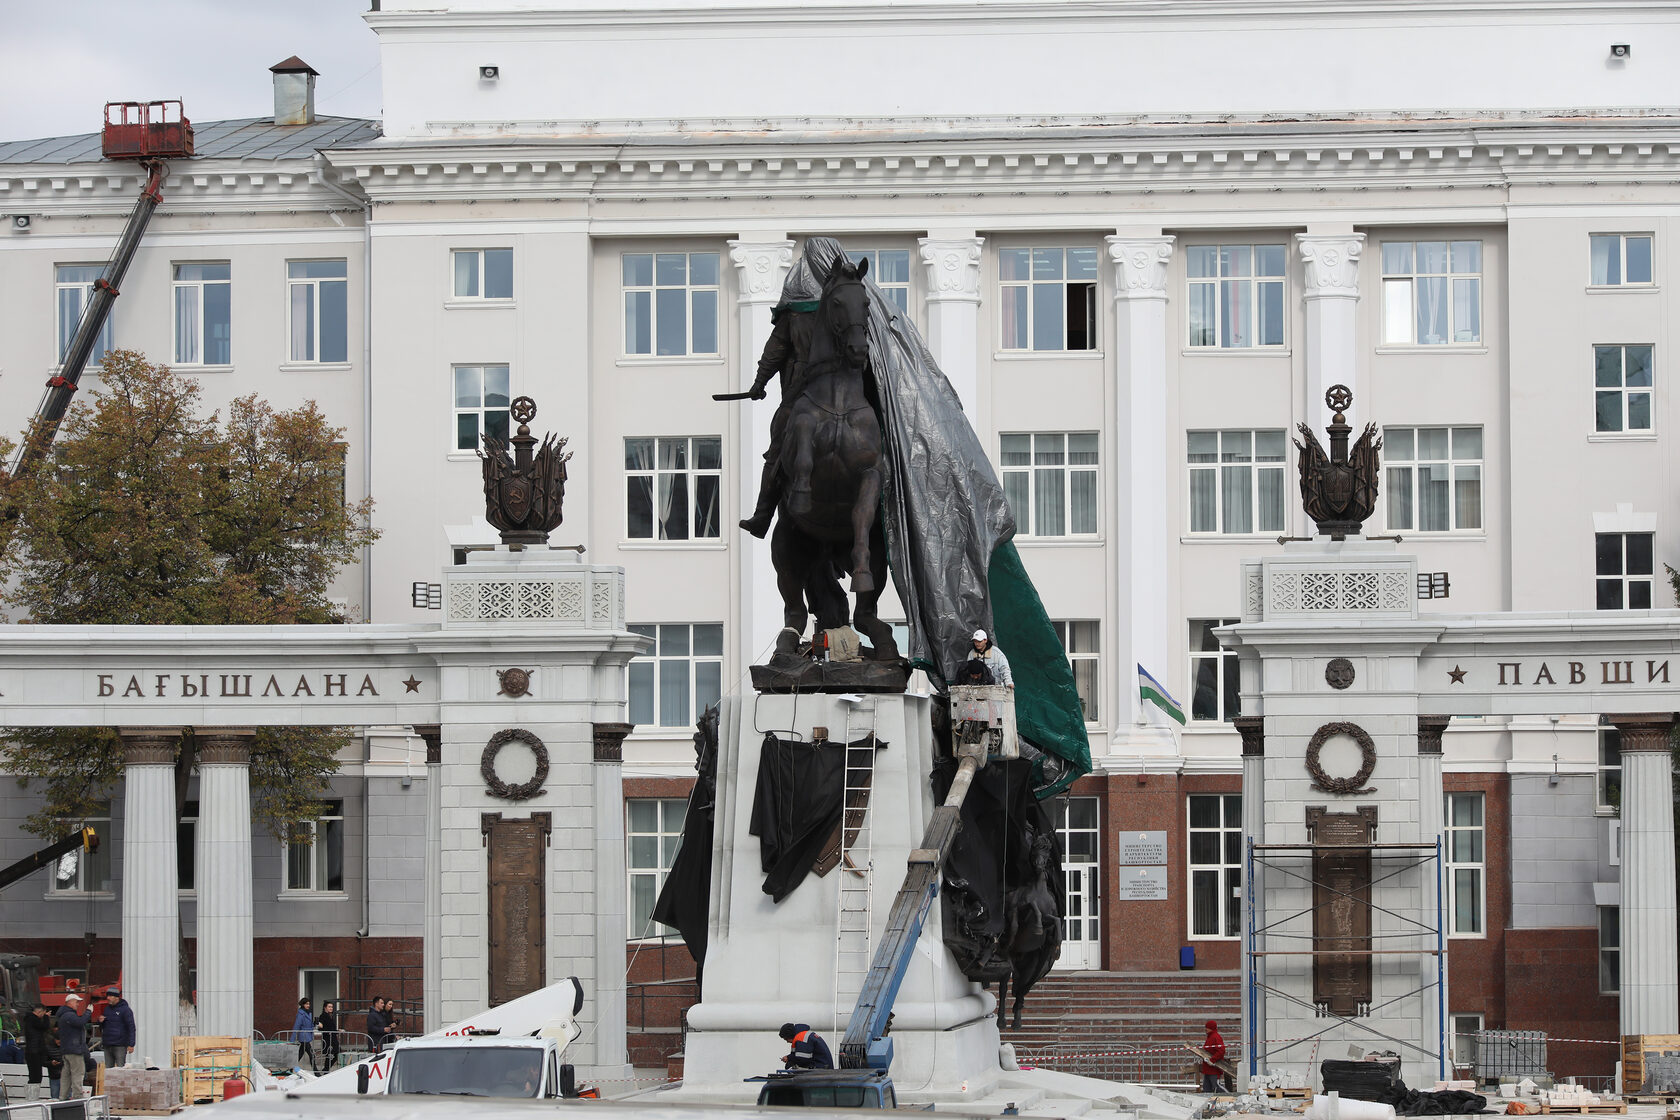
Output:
965 628 1013 688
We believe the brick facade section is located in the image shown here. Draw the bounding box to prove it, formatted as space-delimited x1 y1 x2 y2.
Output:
1444 773 1511 1051
1503 927 1618 1080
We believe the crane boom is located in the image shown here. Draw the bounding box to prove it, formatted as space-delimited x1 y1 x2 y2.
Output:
11 160 168 482
0 826 98 894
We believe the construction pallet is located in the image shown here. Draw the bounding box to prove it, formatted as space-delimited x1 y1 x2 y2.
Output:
1538 1105 1627 1115
1624 1095 1680 1103
1264 1087 1313 1098
171 1035 252 1105
1623 1035 1680 1097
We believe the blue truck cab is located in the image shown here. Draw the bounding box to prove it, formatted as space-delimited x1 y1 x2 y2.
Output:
753 1069 898 1109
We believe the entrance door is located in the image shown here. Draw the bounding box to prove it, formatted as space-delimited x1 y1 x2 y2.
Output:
1055 797 1102 970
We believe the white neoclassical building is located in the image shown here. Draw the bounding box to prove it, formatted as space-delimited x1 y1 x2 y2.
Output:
2 0 1677 1081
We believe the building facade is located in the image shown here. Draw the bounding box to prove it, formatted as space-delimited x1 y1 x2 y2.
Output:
1 0 1674 1077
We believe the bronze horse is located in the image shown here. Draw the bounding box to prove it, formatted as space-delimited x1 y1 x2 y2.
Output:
770 257 899 661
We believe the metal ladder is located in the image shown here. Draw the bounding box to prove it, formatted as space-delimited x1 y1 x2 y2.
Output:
833 696 879 1033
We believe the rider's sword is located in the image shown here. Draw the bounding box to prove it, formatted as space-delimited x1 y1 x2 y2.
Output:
712 391 757 401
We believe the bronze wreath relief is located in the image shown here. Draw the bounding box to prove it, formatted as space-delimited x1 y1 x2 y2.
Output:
481 728 550 801
1305 721 1377 795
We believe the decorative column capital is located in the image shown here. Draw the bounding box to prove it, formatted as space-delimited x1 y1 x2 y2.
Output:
198 728 255 765
1233 715 1265 757
413 724 442 765
1296 233 1365 300
593 721 634 763
119 726 180 766
727 239 795 307
1105 235 1174 301
918 236 984 303
1417 714 1451 755
1609 713 1676 752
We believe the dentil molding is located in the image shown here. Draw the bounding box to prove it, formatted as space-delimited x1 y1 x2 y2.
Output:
1105 236 1175 300
1296 233 1365 299
728 239 795 306
918 237 984 303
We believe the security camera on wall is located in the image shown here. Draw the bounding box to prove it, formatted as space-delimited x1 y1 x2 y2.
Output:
10 215 29 232
1610 43 1631 59
479 65 500 81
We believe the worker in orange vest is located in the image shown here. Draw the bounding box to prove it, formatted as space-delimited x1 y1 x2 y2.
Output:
779 1023 834 1070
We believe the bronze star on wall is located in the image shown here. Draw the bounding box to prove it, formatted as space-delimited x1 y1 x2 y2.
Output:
1448 665 1467 684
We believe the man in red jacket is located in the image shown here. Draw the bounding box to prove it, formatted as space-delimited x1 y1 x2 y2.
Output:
1200 1019 1227 1093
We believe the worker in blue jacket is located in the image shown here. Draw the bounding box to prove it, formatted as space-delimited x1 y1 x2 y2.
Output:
100 987 136 1069
778 1023 834 1070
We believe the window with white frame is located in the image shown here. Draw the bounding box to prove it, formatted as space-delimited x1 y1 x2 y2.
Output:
1188 619 1241 723
628 624 723 728
999 247 1098 352
1054 797 1101 944
1187 430 1287 535
1187 244 1286 349
50 804 111 894
627 798 688 940
452 364 510 452
1188 794 1241 938
1598 724 1622 811
286 799 345 893
1451 1013 1484 1070
1590 234 1653 287
1051 621 1100 723
1596 532 1654 610
287 260 348 364
173 262 231 365
55 265 114 365
623 252 720 357
177 799 198 892
848 249 912 316
1380 240 1482 345
1445 792 1485 936
1384 427 1483 533
452 248 513 300
1599 906 1620 993
625 437 721 541
1001 433 1098 537
1594 345 1653 433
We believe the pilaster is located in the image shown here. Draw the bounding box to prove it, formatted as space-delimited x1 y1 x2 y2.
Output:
1235 714 1265 1085
1610 713 1678 1036
417 724 443 1033
1105 234 1176 749
1417 714 1450 1078
119 727 180 1064
1295 232 1366 437
196 729 255 1039
728 237 795 673
917 235 985 420
591 722 633 1075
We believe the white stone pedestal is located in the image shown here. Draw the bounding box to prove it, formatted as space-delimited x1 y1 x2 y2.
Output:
681 691 1001 1095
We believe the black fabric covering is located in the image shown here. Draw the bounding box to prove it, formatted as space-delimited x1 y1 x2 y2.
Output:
1377 1084 1489 1116
652 708 720 984
750 734 848 903
1321 1059 1400 1100
931 757 1064 983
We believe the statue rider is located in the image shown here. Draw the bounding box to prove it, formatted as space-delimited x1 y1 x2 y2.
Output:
739 238 850 538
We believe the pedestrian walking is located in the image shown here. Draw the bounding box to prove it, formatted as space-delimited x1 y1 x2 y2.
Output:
778 1022 834 1070
22 1004 54 1100
317 1001 340 1072
1199 1019 1227 1094
293 998 316 1072
101 987 135 1070
55 994 92 1101
366 997 388 1055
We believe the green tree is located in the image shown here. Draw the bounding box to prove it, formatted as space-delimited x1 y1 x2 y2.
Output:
0 350 379 840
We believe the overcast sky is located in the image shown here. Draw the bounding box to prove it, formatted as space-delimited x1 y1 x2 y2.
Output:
1 0 382 143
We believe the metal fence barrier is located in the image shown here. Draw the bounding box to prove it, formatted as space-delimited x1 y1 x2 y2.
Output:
1473 1030 1549 1081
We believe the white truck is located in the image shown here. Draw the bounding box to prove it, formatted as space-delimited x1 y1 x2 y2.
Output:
289 976 589 1101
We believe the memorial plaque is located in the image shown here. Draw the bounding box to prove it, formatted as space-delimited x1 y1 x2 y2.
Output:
1307 805 1376 1017
1120 831 1169 865
1118 866 1169 901
483 812 550 1006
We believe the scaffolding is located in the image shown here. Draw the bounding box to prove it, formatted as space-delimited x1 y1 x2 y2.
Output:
1245 838 1447 1082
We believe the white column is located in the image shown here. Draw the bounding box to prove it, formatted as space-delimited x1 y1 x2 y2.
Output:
728 237 795 672
422 729 442 1032
1105 234 1176 747
120 728 180 1065
1295 232 1366 434
1236 717 1265 1087
195 730 254 1039
1417 717 1449 1080
917 234 985 419
1613 715 1679 1036
591 723 633 1074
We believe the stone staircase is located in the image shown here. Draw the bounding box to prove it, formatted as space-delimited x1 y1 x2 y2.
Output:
1001 970 1242 1084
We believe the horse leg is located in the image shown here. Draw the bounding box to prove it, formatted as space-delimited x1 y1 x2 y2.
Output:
771 520 808 656
1012 985 1026 1031
847 465 882 593
852 519 898 659
786 412 817 518
809 544 850 633
997 973 1011 1028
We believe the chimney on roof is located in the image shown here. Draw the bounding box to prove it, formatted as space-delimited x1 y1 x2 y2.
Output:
270 56 319 126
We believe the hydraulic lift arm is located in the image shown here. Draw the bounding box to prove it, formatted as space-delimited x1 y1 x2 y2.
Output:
10 160 168 483
837 742 988 1071
0 826 98 894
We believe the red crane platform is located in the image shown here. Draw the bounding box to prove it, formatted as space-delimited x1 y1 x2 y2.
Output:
101 100 193 160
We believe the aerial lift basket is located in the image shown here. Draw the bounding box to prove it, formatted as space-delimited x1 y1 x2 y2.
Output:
102 101 193 160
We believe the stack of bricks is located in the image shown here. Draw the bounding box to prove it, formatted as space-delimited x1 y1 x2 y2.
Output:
103 1066 182 1113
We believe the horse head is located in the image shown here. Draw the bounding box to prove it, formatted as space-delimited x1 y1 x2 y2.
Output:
821 255 871 371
